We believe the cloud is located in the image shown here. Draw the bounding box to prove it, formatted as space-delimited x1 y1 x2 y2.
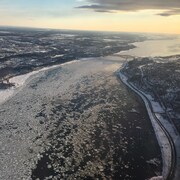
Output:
157 9 180 16
76 0 180 16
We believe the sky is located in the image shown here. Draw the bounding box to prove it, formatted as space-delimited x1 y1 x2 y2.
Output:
0 0 180 34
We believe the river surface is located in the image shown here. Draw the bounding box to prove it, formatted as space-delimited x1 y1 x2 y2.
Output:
117 38 180 57
0 56 161 180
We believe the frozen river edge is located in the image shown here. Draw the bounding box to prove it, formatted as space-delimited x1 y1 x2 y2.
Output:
0 60 80 106
118 69 180 180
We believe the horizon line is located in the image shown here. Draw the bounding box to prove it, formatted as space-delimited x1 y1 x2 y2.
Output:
0 25 179 36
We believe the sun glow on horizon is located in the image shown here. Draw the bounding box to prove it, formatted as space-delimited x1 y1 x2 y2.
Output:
0 0 179 35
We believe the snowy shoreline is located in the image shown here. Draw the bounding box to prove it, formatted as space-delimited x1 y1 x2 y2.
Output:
118 70 180 180
0 60 80 105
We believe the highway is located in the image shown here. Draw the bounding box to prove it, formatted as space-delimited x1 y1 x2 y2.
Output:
118 69 177 180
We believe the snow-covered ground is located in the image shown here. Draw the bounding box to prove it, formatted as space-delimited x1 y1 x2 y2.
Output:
119 71 180 180
155 113 180 180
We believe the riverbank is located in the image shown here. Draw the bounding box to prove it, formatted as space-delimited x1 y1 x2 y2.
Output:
118 68 180 180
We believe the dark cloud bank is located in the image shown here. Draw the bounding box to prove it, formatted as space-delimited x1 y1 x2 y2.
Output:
77 0 180 16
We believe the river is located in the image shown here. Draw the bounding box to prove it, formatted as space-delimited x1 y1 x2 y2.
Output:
117 37 180 57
